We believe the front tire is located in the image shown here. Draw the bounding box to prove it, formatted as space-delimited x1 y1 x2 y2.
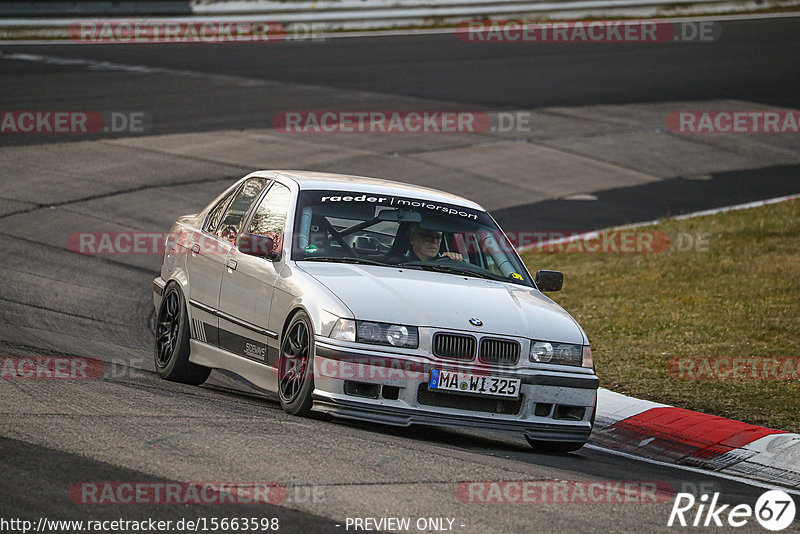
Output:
278 311 315 416
154 283 210 385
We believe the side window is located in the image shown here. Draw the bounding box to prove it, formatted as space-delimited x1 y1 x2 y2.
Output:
204 190 235 234
216 178 269 243
246 182 292 254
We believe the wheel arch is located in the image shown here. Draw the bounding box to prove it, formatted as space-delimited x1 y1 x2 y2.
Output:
163 271 191 321
280 306 308 343
277 290 348 344
165 269 190 296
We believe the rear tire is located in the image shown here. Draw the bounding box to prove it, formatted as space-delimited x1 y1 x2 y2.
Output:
278 311 315 416
154 283 211 385
525 437 586 453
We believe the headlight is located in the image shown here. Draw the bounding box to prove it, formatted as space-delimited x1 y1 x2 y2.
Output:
358 321 418 348
529 340 586 367
329 318 419 349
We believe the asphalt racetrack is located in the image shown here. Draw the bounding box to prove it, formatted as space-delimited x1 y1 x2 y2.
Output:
1 14 799 533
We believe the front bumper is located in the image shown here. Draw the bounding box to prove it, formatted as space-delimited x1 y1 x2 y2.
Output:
313 397 592 442
312 338 597 443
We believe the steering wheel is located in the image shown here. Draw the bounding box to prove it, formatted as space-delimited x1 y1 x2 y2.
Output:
433 253 467 262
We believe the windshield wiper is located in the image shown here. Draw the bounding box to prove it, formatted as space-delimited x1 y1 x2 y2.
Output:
400 262 506 281
300 256 390 267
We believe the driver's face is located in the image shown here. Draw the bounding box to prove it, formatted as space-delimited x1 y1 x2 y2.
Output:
409 230 442 261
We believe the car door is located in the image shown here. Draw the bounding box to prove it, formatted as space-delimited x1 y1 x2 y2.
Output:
217 181 292 374
185 177 270 346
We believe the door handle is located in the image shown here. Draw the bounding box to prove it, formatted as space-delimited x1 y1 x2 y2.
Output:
191 244 200 254
227 259 238 271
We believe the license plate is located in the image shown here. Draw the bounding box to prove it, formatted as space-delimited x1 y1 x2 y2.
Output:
428 369 521 399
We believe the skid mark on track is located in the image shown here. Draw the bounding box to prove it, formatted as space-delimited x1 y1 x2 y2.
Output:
0 174 241 221
0 295 129 326
0 231 155 275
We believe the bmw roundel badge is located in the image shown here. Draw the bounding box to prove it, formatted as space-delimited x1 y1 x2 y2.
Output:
469 317 483 327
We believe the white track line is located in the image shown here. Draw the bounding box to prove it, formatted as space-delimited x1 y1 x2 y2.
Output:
670 193 800 220
0 50 266 87
518 193 800 252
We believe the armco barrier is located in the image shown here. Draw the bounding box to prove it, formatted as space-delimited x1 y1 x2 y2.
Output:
0 2 192 17
2 0 800 37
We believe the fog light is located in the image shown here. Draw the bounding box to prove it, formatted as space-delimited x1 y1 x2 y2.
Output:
554 405 585 421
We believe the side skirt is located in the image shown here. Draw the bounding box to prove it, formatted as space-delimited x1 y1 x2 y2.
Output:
189 339 279 393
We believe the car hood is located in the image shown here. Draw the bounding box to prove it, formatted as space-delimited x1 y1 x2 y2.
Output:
295 262 585 344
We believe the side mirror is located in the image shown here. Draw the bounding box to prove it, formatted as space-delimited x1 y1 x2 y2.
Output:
238 233 278 259
535 270 563 292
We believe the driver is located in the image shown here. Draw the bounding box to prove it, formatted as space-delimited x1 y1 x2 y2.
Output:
403 224 463 262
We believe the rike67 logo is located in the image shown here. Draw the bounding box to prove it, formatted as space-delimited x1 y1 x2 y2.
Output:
668 490 796 531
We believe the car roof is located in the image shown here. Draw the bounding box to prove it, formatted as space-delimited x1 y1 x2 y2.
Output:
254 170 485 211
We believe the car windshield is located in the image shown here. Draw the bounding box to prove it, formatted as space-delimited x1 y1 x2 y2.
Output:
291 190 533 287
